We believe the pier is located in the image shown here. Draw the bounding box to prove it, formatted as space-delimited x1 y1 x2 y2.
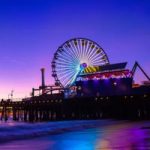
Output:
1 38 150 122
0 93 150 122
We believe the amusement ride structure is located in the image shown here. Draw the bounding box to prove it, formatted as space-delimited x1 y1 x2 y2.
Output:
32 37 150 97
52 38 109 88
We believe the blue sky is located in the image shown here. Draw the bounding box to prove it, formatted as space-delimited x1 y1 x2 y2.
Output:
0 0 150 98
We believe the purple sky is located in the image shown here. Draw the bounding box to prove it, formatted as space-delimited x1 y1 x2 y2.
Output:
0 0 150 99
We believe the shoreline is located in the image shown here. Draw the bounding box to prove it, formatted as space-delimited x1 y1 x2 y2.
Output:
0 120 150 150
0 119 118 144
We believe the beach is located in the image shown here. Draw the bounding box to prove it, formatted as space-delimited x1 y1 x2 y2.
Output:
0 120 150 150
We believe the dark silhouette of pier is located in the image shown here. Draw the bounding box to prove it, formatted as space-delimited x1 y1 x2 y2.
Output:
0 93 150 122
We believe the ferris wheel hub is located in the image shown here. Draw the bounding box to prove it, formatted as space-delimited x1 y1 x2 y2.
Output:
80 63 87 70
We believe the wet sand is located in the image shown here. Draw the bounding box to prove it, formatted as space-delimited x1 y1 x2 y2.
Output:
0 120 150 150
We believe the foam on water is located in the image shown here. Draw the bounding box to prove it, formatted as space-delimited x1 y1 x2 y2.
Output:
0 120 150 150
0 120 114 143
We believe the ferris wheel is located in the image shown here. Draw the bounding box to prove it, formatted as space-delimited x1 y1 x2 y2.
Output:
52 38 109 88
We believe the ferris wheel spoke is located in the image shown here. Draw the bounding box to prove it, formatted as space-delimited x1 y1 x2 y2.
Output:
57 56 77 64
58 74 74 84
58 50 78 64
59 72 76 85
87 45 98 62
56 61 76 69
69 43 80 63
71 40 80 60
91 60 106 66
65 77 75 87
58 67 77 78
57 67 76 75
91 53 102 60
89 53 105 62
57 56 77 66
56 66 74 71
79 39 84 61
91 56 107 63
86 42 94 60
64 44 80 64
77 39 81 60
56 58 71 64
70 40 82 62
62 45 79 63
65 70 80 86
56 68 75 73
56 69 76 75
93 59 107 64
56 66 76 73
56 65 78 72
81 40 86 62
59 75 74 83
59 76 72 85
57 54 73 63
91 59 105 66
89 43 103 62
56 64 77 69
56 64 78 70
82 40 89 63
98 54 108 60
74 40 83 62
57 62 78 69
62 44 78 64
73 39 82 62
83 42 92 66
90 58 107 67
88 45 101 60
58 46 77 61
85 43 94 65
79 39 83 60
66 47 78 62
76 39 82 60
60 77 69 87
89 54 102 64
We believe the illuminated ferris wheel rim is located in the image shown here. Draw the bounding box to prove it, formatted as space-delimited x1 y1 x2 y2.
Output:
56 37 109 61
52 37 110 88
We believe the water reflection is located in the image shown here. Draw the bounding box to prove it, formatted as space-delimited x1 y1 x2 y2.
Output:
0 121 150 150
49 130 98 150
95 123 148 150
49 123 150 150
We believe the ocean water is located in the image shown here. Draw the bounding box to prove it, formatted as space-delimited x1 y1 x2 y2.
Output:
0 120 150 150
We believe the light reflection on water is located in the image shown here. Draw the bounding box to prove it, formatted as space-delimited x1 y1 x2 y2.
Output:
0 121 150 150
